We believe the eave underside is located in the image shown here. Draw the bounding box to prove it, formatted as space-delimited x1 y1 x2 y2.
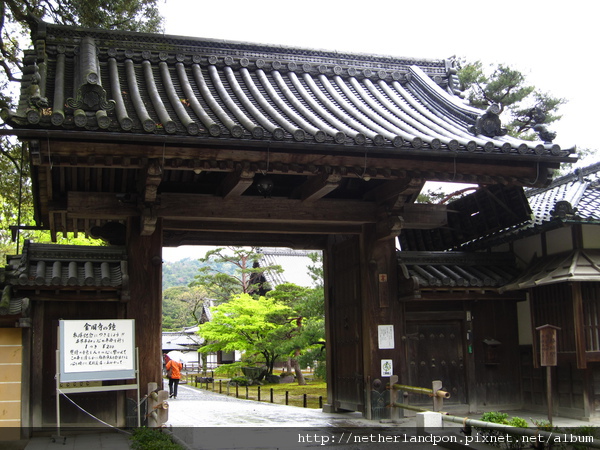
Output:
26 137 562 247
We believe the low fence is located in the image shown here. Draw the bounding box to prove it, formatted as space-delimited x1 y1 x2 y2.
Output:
388 375 449 418
192 377 324 409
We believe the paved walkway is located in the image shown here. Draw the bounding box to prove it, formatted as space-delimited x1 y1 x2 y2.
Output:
18 381 600 449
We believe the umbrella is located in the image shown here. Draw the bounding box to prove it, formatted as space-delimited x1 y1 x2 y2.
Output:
166 350 185 363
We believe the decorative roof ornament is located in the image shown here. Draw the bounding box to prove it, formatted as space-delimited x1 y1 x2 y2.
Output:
470 104 507 138
551 200 577 219
528 107 557 143
66 37 115 114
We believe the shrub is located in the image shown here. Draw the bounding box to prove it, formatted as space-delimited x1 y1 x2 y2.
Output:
130 427 183 450
229 376 252 386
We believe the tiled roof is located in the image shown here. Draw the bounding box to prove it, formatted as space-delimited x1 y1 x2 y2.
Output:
3 240 127 289
399 184 532 251
398 251 519 289
502 249 600 291
526 162 600 224
460 163 600 250
2 21 574 159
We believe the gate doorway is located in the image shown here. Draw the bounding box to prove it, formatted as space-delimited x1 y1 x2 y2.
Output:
406 319 467 404
327 237 364 412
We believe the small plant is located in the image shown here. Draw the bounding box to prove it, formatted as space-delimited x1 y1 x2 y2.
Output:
229 376 252 386
130 427 183 450
507 416 528 428
477 412 527 449
481 411 509 424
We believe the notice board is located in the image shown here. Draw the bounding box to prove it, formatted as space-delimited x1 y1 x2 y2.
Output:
59 319 136 382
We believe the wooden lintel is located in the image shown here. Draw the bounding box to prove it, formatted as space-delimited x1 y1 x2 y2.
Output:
220 166 255 199
298 172 342 202
163 219 361 235
164 229 327 249
67 191 139 219
67 191 378 225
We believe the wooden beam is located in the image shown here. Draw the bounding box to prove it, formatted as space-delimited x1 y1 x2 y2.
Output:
37 140 559 184
219 164 255 198
67 191 378 224
297 172 342 202
158 194 377 224
163 229 327 249
163 219 362 235
67 191 139 219
399 204 447 229
363 177 425 205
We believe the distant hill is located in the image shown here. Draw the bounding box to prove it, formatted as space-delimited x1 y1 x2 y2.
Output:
162 257 204 290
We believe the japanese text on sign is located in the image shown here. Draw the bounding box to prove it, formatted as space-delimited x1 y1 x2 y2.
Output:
60 319 135 379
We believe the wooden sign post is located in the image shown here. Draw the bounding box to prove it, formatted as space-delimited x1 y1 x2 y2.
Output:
536 324 560 425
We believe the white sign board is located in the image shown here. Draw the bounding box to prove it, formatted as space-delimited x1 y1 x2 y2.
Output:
59 319 136 382
378 325 395 349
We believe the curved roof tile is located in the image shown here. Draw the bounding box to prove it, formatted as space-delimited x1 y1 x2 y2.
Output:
3 22 574 160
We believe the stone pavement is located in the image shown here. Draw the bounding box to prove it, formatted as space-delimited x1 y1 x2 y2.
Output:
17 380 600 450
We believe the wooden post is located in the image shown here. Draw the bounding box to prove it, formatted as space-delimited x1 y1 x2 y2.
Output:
127 219 163 396
536 324 560 425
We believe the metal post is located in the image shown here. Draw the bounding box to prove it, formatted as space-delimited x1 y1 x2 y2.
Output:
432 380 443 412
54 350 63 443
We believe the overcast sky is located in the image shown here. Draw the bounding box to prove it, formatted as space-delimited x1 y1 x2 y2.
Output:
159 0 597 268
159 0 598 153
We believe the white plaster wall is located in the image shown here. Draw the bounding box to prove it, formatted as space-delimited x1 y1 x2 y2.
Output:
513 235 543 265
545 226 573 255
582 224 600 249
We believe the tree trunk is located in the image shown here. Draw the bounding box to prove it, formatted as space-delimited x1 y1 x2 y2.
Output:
293 351 306 385
285 358 292 373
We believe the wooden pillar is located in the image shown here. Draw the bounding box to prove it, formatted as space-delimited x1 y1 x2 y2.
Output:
127 218 163 394
360 226 401 420
572 282 587 369
31 301 44 428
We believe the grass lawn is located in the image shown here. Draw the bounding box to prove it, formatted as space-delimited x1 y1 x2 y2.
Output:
192 378 327 409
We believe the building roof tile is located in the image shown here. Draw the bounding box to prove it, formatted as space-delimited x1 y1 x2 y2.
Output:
2 21 575 160
3 240 128 290
398 251 519 290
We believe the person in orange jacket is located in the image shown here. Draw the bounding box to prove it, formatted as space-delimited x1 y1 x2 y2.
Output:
166 357 183 398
